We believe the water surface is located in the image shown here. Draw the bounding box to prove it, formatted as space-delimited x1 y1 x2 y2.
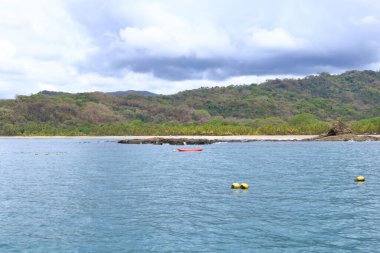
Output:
0 139 379 252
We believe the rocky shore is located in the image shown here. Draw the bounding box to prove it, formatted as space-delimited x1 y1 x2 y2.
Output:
118 121 380 145
306 121 380 141
309 134 380 141
117 122 380 144
117 137 273 145
118 138 217 145
117 134 380 145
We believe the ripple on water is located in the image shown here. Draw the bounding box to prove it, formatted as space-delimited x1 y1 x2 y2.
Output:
0 139 379 252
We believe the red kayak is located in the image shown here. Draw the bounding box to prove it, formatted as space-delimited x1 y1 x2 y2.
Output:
177 148 203 152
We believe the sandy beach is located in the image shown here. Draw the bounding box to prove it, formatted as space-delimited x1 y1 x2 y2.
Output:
0 135 324 140
2 135 380 141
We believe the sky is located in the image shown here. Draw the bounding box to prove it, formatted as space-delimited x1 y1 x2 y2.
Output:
0 0 380 98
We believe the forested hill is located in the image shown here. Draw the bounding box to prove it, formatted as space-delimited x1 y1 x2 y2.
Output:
1 70 380 135
170 70 380 120
38 90 158 97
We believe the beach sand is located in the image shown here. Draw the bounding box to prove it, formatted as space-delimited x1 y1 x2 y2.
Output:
0 135 319 140
1 135 380 141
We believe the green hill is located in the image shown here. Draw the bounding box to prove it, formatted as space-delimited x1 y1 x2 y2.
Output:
1 70 380 135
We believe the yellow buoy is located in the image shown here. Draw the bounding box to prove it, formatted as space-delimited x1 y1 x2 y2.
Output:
231 183 241 189
355 176 365 182
240 183 249 189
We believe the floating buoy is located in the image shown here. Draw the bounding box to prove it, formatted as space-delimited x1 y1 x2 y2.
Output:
240 183 249 189
231 183 241 189
355 176 365 182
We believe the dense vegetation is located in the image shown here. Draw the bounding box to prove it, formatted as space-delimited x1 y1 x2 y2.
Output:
1 70 380 135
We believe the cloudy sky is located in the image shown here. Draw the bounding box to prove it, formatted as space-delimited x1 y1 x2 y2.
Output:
0 0 380 98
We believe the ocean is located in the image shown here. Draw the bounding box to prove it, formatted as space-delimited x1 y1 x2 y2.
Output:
0 139 379 252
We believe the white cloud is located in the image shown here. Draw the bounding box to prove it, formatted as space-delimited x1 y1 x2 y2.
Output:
0 0 93 62
118 3 232 58
0 40 16 60
249 28 306 50
360 16 380 25
0 0 95 97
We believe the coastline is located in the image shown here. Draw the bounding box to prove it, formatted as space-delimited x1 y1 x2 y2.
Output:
0 135 318 140
1 135 380 141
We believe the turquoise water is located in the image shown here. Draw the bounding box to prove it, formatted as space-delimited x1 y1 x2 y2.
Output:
1 139 380 252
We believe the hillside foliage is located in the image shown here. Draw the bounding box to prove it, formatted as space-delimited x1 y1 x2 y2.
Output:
1 70 380 135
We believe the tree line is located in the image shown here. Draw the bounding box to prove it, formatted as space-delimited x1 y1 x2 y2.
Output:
0 70 379 135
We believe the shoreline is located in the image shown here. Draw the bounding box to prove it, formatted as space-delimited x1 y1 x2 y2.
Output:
1 135 380 141
0 135 318 140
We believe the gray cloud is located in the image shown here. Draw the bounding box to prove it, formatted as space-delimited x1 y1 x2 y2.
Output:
1 0 380 98
78 39 380 81
70 0 380 80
